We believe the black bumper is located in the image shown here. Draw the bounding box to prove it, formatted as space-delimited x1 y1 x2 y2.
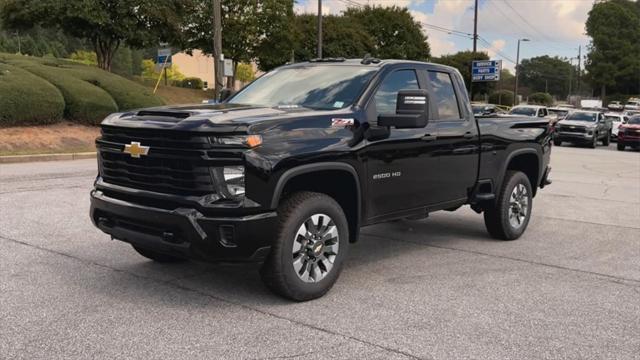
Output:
90 190 276 262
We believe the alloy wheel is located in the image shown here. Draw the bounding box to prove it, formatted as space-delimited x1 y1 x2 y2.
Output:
292 214 339 283
508 184 529 228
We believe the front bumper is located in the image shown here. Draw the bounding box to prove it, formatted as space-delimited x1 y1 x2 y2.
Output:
555 131 594 143
90 189 276 262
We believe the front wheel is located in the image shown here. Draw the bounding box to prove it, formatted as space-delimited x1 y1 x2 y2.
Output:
589 134 598 148
484 171 533 240
553 138 562 146
603 132 611 146
261 191 349 301
617 142 626 151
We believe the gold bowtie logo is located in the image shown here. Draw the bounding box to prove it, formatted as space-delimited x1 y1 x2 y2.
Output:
123 142 150 158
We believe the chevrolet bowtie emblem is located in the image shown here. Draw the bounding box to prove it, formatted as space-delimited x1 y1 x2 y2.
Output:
123 142 150 158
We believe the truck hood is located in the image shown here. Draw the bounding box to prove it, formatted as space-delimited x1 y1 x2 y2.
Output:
101 103 342 133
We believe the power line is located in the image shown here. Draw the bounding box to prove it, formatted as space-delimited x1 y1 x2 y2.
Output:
477 36 517 64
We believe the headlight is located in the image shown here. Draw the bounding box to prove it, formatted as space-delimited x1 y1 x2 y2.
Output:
210 135 262 148
210 166 245 198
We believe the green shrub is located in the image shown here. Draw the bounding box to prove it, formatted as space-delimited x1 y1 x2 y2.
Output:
528 92 553 106
177 77 204 89
1 53 164 124
5 58 118 124
489 90 514 106
0 63 65 126
67 65 164 111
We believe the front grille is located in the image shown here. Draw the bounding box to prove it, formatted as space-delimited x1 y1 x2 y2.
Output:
558 125 586 133
97 126 243 196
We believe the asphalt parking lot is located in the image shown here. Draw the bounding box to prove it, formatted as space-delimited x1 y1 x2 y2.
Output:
1 144 639 360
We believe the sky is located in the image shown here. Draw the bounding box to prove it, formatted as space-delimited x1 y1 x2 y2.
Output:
295 0 595 72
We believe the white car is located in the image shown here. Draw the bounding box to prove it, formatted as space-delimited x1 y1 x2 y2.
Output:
625 98 640 111
604 113 630 139
509 105 558 123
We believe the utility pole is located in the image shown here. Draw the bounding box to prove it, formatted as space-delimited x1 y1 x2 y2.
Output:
317 0 323 58
213 0 224 99
577 45 582 96
513 38 529 106
470 0 478 100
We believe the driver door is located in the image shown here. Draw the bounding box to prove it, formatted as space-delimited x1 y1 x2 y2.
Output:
363 68 440 220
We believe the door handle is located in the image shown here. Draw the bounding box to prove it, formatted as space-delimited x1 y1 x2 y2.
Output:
421 134 437 141
463 132 474 139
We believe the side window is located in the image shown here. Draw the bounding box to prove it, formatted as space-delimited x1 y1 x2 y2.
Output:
374 70 419 115
427 71 461 120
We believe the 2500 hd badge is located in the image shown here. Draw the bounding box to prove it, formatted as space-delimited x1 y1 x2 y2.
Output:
91 58 552 301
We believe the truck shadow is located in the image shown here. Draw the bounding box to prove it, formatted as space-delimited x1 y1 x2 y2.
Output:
89 213 497 306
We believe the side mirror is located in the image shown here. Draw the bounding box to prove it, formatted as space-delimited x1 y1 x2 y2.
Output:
219 88 235 102
378 89 429 129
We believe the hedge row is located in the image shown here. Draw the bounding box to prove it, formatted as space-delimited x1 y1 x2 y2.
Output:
0 53 164 126
0 62 65 126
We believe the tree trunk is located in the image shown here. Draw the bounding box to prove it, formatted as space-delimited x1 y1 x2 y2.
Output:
601 84 606 103
92 37 119 72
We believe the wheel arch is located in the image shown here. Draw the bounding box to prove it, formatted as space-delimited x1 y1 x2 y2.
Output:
499 148 541 197
271 162 362 243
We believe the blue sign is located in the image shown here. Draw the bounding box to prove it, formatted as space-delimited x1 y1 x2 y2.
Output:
472 60 502 82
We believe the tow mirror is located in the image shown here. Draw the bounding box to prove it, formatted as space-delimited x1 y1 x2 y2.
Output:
378 89 429 129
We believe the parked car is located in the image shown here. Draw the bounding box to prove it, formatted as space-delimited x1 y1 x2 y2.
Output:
617 115 640 151
509 105 558 124
604 112 629 140
624 98 640 111
554 111 612 148
548 107 572 121
607 101 624 111
471 103 506 117
90 58 552 301
623 110 640 117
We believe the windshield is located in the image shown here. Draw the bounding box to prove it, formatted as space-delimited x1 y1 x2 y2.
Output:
605 115 621 121
628 116 640 125
549 109 568 116
566 112 597 121
228 65 377 110
509 107 537 116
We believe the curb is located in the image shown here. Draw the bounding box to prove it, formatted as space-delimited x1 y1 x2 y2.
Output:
0 152 97 164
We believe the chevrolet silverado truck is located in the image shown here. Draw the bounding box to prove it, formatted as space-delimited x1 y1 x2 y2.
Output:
553 110 612 148
90 59 552 301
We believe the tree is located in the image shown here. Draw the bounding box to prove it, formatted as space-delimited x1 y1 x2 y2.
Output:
291 14 375 63
432 51 494 95
184 0 294 81
585 0 640 99
0 0 191 71
343 6 430 60
519 56 574 99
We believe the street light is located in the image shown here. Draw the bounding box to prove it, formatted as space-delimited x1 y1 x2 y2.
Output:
513 38 530 106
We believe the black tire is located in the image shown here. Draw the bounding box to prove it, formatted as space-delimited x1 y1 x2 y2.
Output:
260 191 349 301
553 138 562 146
132 245 187 263
484 171 533 240
603 132 610 146
589 134 597 148
617 142 625 151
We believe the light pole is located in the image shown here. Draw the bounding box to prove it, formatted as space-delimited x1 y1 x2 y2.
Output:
513 38 530 106
317 0 323 58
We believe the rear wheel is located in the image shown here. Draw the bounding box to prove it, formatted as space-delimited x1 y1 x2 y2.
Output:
261 191 348 301
484 171 533 240
617 142 626 151
132 245 187 263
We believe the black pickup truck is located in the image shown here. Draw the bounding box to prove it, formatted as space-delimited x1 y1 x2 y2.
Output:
90 59 552 301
